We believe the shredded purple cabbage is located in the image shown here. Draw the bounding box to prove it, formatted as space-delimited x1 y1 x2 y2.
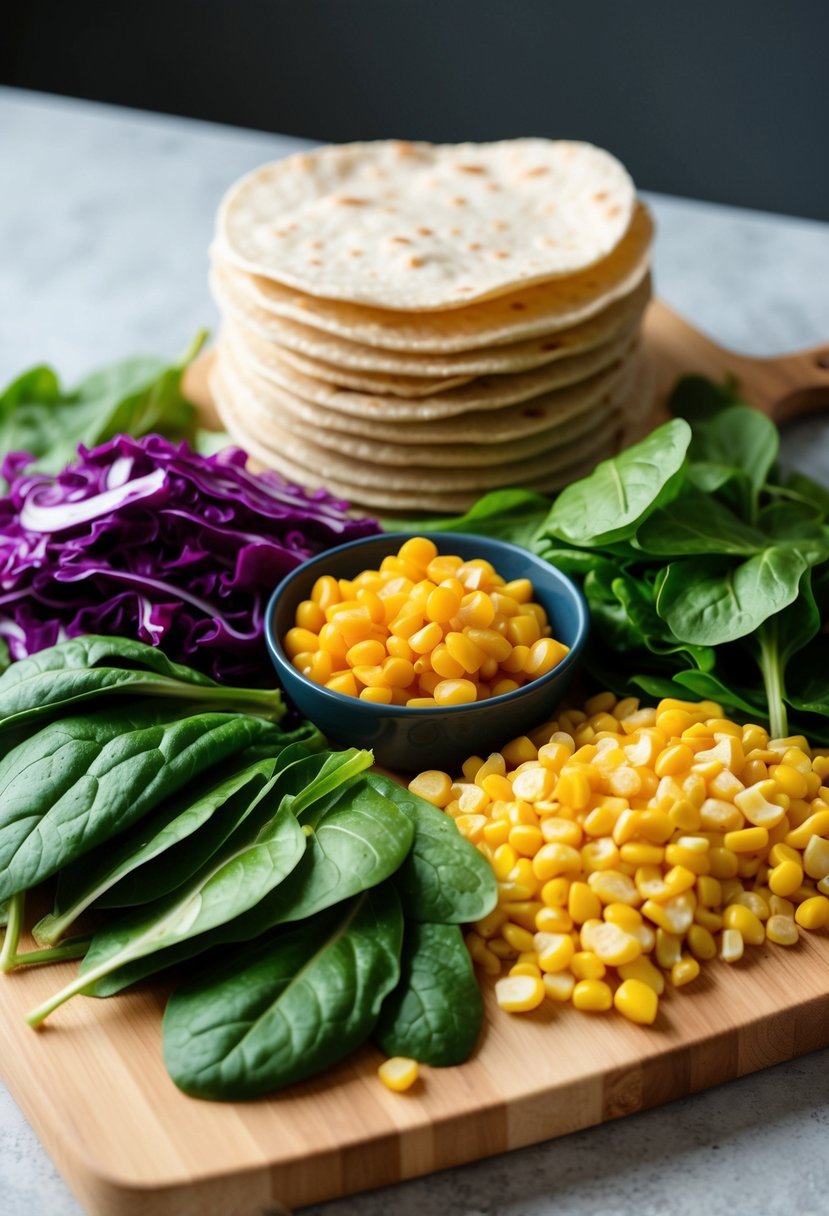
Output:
0 434 379 683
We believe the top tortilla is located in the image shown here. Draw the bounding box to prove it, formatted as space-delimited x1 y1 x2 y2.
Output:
212 202 653 352
215 139 636 310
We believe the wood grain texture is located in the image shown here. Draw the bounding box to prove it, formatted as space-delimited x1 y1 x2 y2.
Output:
3 299 829 1216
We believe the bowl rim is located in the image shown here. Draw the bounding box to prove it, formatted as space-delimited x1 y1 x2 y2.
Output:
264 531 588 718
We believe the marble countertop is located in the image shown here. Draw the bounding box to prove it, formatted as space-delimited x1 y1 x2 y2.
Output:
1 86 828 1216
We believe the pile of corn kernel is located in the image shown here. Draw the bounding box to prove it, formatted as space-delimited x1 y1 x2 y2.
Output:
408 693 829 1026
283 537 569 707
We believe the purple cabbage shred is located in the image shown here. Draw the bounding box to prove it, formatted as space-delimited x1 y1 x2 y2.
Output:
0 434 379 684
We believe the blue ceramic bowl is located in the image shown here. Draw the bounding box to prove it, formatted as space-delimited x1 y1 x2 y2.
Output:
265 532 588 773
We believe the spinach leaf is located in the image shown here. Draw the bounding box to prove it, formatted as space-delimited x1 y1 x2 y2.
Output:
26 784 307 1024
0 335 204 478
656 548 809 645
665 670 769 719
636 495 766 556
687 405 778 509
0 635 285 733
543 419 692 546
0 705 276 903
374 921 483 1066
162 885 403 1100
610 576 715 670
786 471 829 518
68 761 410 995
365 773 497 923
34 754 283 945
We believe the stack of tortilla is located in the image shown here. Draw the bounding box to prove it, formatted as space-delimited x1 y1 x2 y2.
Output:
209 139 654 513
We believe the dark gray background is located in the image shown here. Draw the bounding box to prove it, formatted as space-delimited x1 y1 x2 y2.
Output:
2 0 827 221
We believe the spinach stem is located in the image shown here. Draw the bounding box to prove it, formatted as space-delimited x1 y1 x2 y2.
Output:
758 620 788 739
12 938 91 968
0 891 25 972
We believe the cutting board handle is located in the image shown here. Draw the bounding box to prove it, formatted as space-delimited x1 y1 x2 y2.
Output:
643 300 829 421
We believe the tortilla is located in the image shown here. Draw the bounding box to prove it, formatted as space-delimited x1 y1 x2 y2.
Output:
211 202 653 352
216 139 635 309
216 335 641 448
212 268 650 378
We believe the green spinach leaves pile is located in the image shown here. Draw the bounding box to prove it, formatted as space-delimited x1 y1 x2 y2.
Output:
0 636 495 1100
416 377 829 743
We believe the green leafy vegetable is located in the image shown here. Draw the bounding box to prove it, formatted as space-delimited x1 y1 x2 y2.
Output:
0 705 279 904
33 754 281 946
365 774 497 924
374 921 483 1066
26 784 307 1025
385 488 550 549
0 334 204 478
162 885 403 1100
0 635 285 735
544 419 692 547
528 376 829 739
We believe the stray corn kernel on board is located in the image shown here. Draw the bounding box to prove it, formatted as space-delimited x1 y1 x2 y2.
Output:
4 310 827 1216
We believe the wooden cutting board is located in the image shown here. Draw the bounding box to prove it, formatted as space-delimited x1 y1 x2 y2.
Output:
3 301 829 1216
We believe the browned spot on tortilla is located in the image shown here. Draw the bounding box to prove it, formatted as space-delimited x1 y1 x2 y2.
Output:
607 205 621 218
524 166 549 177
457 164 486 174
335 196 367 206
308 259 322 266
408 255 424 268
451 197 468 206
394 141 416 157
468 242 482 251
349 249 363 257
510 301 527 311
493 251 511 259
594 190 608 202
390 236 411 244
522 407 547 418
541 339 562 351
493 219 510 230
417 227 434 236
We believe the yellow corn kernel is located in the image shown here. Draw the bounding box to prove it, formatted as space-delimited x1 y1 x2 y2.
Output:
535 905 574 933
603 902 643 928
588 870 640 907
768 859 804 898
803 836 829 880
662 865 698 898
357 684 391 705
769 893 795 918
540 818 583 847
500 902 542 935
731 890 770 919
614 978 659 1025
283 626 322 659
543 971 576 1002
570 951 606 981
619 842 664 868
723 904 765 945
638 809 676 844
501 735 538 766
465 935 501 976
635 866 671 901
532 843 582 881
694 907 724 932
553 769 592 810
695 875 722 907
378 1056 419 1093
720 927 744 962
708 846 740 879
671 955 701 987
794 895 829 930
534 931 575 973
408 773 454 812
479 774 513 804
686 923 717 961
700 798 744 832
493 843 520 882
511 765 555 804
505 818 542 857
723 826 769 853
766 914 799 945
568 881 602 924
770 763 809 800
584 921 641 966
495 973 546 1012
572 978 613 1012
509 961 542 980
642 894 695 934
668 799 703 833
325 671 359 697
618 955 665 995
541 877 571 908
432 678 477 707
501 922 536 954
482 818 510 847
581 839 621 873
654 743 695 778
655 929 683 969
733 780 787 829
521 637 569 681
